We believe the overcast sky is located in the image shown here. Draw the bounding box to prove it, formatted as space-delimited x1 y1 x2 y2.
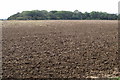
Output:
0 0 119 19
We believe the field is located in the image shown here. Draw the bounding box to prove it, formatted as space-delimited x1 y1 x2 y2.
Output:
2 20 120 78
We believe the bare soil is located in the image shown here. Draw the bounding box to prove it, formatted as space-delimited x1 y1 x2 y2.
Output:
2 20 120 78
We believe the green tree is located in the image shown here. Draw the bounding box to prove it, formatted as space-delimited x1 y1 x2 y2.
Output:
7 10 118 20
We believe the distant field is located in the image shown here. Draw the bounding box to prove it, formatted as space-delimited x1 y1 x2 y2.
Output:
2 20 119 78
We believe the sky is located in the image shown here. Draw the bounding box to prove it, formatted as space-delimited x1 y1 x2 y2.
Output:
0 0 119 19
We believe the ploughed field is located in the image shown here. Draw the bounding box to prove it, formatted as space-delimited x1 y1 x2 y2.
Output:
2 20 119 78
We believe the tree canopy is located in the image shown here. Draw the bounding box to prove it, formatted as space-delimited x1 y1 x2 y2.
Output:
8 10 118 20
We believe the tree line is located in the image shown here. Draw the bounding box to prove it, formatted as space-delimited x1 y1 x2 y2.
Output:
8 10 118 20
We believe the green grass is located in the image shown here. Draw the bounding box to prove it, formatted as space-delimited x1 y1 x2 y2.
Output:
110 77 120 80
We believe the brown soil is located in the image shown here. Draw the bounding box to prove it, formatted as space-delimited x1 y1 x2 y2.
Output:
2 20 120 78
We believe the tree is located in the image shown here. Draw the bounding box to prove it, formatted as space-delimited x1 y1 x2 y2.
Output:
48 11 57 19
54 11 73 19
7 10 118 20
72 10 82 20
